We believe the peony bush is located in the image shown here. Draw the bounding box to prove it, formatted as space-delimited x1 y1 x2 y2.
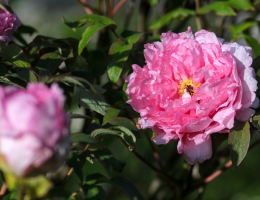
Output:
0 0 259 199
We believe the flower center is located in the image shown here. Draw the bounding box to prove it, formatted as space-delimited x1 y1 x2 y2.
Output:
179 78 200 97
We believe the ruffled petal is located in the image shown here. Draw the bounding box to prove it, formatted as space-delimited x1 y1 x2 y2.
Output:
178 133 212 164
235 108 255 122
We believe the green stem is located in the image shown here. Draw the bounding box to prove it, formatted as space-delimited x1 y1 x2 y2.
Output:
111 30 128 44
17 184 25 200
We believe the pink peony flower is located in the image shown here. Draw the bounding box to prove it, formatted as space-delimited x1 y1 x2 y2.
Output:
0 0 21 45
126 27 259 164
0 83 70 177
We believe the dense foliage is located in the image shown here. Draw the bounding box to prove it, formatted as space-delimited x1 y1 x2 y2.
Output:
0 0 260 200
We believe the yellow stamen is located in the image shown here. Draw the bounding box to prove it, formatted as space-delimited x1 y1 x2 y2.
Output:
179 78 200 97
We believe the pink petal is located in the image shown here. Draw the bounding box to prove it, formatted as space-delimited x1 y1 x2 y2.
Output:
195 29 222 47
235 108 255 122
178 26 194 39
178 133 212 164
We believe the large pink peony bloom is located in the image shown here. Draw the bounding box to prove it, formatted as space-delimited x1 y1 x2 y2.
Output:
0 83 70 177
126 27 259 164
0 0 21 45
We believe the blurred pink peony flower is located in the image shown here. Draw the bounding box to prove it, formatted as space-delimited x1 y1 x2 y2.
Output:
126 27 259 164
0 0 21 45
0 83 70 177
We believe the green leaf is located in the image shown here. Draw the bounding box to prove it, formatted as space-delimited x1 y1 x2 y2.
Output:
252 114 260 131
198 2 236 16
16 24 37 35
0 44 31 68
38 69 51 83
85 174 144 200
111 177 145 200
36 52 64 74
228 120 250 168
71 133 99 144
24 176 52 198
108 31 144 84
83 185 107 200
244 35 260 57
79 87 110 115
91 127 136 149
122 30 144 44
230 21 256 40
107 117 138 131
112 126 136 148
70 113 92 119
89 148 125 173
108 41 132 83
102 107 121 125
149 0 158 6
123 82 130 102
252 56 260 73
63 15 117 55
228 0 254 10
211 133 228 158
150 8 195 30
0 76 23 88
16 70 37 82
47 75 96 92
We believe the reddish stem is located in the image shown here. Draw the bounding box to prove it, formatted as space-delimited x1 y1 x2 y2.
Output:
0 182 7 200
111 0 127 16
80 0 93 14
186 138 260 195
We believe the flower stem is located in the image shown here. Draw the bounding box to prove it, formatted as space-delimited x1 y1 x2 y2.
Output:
75 0 102 14
185 138 260 196
17 184 25 200
111 0 127 16
61 144 90 186
144 132 176 196
0 172 6 200
111 30 128 43
195 0 201 31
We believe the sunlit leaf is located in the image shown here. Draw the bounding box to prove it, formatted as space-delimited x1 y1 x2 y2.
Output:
0 44 31 68
252 114 260 131
36 52 64 74
149 0 158 6
83 185 107 200
62 15 117 55
108 30 144 84
79 87 110 115
244 35 260 57
198 2 236 16
0 76 23 88
150 8 195 30
228 0 254 10
91 126 136 149
123 82 130 102
107 117 138 131
230 21 256 40
102 107 121 125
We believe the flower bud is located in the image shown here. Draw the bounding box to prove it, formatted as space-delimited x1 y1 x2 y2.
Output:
0 0 21 45
0 83 70 177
